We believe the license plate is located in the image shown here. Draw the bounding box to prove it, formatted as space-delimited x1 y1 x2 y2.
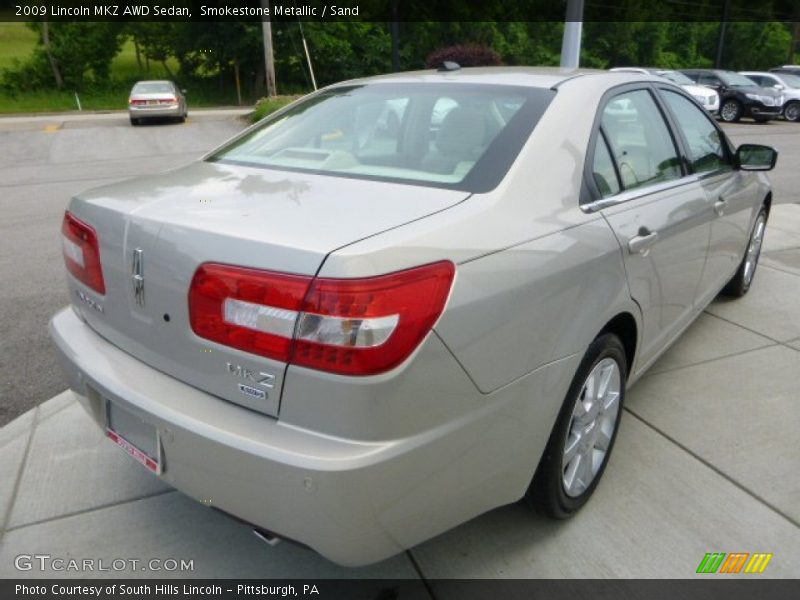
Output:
106 400 161 474
147 100 158 105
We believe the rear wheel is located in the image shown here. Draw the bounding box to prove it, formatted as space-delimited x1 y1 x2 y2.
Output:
722 208 767 297
527 334 626 519
784 101 800 122
719 99 742 122
130 117 140 126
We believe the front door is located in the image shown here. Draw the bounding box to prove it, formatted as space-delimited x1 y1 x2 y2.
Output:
590 87 711 368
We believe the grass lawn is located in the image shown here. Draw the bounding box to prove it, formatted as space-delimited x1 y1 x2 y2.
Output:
0 22 37 72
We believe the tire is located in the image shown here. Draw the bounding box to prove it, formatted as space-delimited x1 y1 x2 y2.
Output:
784 101 800 122
526 333 627 519
719 99 742 122
130 117 140 126
722 207 768 297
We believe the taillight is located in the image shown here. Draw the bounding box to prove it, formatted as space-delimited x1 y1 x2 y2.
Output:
129 98 146 105
188 261 455 376
188 265 310 362
61 211 105 294
159 97 177 104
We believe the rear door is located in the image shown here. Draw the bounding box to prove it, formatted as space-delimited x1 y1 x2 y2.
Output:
586 85 711 369
657 86 755 304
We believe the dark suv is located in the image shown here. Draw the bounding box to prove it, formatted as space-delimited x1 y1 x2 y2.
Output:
681 69 783 122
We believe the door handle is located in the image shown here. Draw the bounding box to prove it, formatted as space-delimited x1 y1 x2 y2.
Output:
714 196 728 216
628 228 659 255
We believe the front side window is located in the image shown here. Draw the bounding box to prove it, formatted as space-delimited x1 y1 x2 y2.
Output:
210 83 554 192
662 90 730 174
719 72 759 87
600 89 682 191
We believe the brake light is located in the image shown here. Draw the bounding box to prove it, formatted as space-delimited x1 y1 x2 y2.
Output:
61 211 105 294
188 261 455 376
159 97 177 104
129 99 146 105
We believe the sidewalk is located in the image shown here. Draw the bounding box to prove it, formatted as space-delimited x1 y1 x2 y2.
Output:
1 205 799 580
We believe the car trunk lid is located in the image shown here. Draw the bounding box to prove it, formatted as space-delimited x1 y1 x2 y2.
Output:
65 161 469 416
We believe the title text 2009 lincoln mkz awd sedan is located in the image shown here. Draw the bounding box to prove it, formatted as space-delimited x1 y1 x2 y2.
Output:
50 67 777 566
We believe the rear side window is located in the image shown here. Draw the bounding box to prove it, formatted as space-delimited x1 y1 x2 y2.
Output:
592 134 620 198
600 89 682 191
661 90 730 174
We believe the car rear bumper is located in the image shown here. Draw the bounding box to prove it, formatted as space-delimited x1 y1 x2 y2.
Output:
49 306 578 565
129 105 182 119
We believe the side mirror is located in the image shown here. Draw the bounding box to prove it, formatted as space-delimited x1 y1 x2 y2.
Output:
735 144 777 171
181 89 187 94
773 84 784 90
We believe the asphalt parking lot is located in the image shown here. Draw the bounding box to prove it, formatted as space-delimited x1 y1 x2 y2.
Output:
0 111 798 581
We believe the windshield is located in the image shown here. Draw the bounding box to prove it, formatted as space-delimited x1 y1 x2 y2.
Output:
719 72 758 87
778 73 800 88
132 82 174 94
658 71 694 86
210 83 554 192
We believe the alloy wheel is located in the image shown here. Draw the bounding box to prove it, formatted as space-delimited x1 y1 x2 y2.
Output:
785 103 800 122
743 213 766 287
721 101 739 122
562 357 622 498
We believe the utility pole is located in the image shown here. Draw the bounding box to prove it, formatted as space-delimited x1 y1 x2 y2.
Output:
390 0 400 72
715 0 731 69
261 0 277 97
560 0 584 69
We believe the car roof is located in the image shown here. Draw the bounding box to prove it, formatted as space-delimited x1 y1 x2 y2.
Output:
133 80 174 85
333 66 663 91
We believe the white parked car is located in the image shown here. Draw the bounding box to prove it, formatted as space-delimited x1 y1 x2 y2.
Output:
740 71 800 122
611 68 720 114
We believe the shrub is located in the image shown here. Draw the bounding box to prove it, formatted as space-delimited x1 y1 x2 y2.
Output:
251 95 302 122
424 44 503 69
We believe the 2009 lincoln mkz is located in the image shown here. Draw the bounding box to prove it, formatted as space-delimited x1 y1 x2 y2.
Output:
50 67 777 566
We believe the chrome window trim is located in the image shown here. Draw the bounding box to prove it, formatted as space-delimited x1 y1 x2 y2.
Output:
581 174 701 213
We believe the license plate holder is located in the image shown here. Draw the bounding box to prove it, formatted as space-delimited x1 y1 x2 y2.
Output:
105 400 162 475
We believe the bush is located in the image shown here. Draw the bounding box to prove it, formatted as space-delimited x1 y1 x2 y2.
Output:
424 44 502 69
251 95 302 122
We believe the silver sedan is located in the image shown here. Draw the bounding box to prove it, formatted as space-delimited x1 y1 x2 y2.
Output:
128 80 187 125
51 67 776 566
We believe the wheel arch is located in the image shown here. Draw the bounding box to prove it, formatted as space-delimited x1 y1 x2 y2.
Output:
597 312 638 376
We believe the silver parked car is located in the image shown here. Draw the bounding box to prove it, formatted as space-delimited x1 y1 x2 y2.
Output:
740 71 800 122
128 80 187 125
51 67 776 566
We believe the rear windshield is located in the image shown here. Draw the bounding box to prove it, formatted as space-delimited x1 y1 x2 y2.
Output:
209 83 555 192
132 82 174 94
